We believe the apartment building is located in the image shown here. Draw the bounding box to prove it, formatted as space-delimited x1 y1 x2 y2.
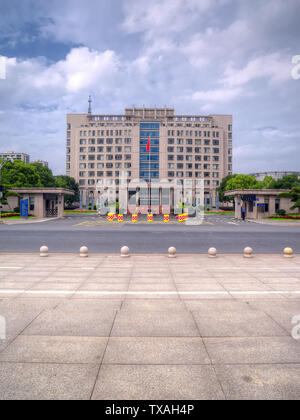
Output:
66 104 232 211
0 151 30 164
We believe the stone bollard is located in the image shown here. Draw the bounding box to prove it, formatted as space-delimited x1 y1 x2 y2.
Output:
121 246 130 258
208 247 217 258
283 247 293 258
80 246 89 258
168 247 176 258
243 247 253 258
40 246 49 257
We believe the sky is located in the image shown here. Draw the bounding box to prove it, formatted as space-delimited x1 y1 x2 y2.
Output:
0 0 299 175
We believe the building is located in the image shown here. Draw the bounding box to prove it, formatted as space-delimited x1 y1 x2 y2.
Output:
66 101 232 212
3 188 74 218
0 151 30 164
33 159 49 167
225 189 298 219
249 171 300 181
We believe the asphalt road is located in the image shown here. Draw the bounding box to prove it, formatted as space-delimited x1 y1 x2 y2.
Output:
0 215 299 253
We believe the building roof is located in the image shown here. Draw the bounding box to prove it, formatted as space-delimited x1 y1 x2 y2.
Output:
11 188 74 196
224 189 290 197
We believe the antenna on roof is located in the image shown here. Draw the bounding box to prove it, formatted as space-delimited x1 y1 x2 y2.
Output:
88 95 92 115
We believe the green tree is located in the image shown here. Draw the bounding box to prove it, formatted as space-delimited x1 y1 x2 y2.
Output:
255 175 276 189
1 160 41 188
31 163 56 187
217 174 235 202
272 174 300 189
278 186 300 214
225 174 258 191
55 175 80 208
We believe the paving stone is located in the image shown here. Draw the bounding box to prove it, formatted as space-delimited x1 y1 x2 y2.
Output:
103 337 210 365
0 335 107 364
214 364 300 400
92 365 225 400
111 310 199 337
0 362 98 400
204 337 300 364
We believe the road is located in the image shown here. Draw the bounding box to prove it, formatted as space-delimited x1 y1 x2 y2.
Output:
0 214 300 253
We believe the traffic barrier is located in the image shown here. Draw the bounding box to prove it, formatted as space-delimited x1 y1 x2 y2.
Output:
132 214 138 223
117 214 124 222
164 214 170 223
80 246 88 258
147 214 153 223
121 246 130 258
244 247 253 258
168 247 176 258
107 213 115 222
208 247 217 258
40 246 49 257
283 247 293 258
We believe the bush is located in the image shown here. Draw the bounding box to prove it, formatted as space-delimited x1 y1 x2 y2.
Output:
206 206 210 211
88 204 92 210
276 209 286 216
14 207 20 213
93 205 97 210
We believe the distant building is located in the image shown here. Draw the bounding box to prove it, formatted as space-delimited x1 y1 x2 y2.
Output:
249 171 300 181
34 159 48 167
0 151 30 164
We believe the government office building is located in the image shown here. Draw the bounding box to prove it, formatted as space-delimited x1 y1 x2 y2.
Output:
66 104 232 212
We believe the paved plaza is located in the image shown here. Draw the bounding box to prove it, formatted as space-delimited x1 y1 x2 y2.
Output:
0 252 300 399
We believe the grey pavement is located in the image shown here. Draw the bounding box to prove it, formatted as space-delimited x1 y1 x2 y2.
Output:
0 253 300 399
0 214 300 253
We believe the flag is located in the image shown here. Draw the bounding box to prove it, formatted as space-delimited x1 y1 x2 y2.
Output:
146 136 151 152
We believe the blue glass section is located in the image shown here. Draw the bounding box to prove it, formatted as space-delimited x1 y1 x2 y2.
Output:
140 138 159 145
140 146 159 153
140 171 159 178
140 162 159 169
140 130 159 137
140 122 160 129
140 154 159 161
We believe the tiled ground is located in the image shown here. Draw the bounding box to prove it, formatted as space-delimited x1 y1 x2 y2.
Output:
0 253 299 400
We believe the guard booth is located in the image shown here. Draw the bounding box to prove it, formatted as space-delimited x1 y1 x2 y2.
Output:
225 189 297 220
10 188 74 218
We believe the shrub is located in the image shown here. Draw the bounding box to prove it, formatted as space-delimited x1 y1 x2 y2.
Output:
276 209 286 216
14 207 20 213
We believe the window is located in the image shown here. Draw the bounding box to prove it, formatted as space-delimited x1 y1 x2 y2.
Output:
80 139 86 145
124 146 131 152
186 139 193 145
79 163 86 169
106 155 113 161
186 155 192 161
116 138 122 144
196 172 202 178
186 147 192 153
195 164 201 169
97 155 104 161
168 147 174 152
80 155 86 161
88 180 95 185
177 163 183 169
177 155 184 161
204 148 211 153
124 163 131 168
97 138 104 144
168 155 174 161
106 163 113 168
106 138 113 144
88 171 95 177
88 163 95 169
115 155 122 160
89 139 95 145
177 139 184 144
106 147 112 152
79 179 85 185
213 140 219 145
124 138 131 144
195 139 201 145
97 163 104 168
177 147 183 153
115 163 122 168
80 147 86 152
115 146 122 152
88 147 95 153
79 171 86 177
88 155 95 161
125 155 131 160
168 163 175 169
106 171 113 177
176 172 183 177
186 172 193 178
168 138 174 144
168 171 174 177
213 148 219 154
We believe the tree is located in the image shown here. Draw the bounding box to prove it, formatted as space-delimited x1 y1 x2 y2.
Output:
1 160 41 188
255 175 276 189
278 186 300 214
55 175 80 208
225 174 258 191
272 174 300 189
31 163 56 187
217 174 235 202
